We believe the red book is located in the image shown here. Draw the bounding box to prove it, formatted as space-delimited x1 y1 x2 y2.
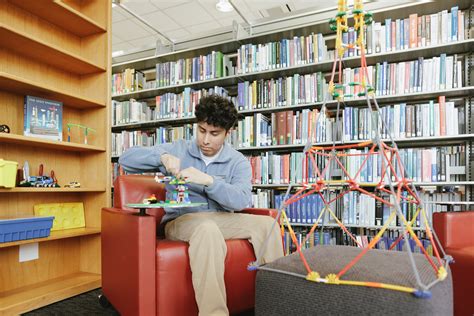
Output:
409 14 418 48
439 95 446 136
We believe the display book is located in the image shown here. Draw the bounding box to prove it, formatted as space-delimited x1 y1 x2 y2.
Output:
23 95 63 141
110 2 473 248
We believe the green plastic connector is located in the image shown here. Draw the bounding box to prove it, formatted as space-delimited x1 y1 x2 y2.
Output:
348 82 360 86
336 11 346 17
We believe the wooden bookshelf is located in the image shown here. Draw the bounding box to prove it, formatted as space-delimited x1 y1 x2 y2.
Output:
0 133 105 152
0 272 101 315
0 23 105 75
0 0 110 314
8 0 106 37
0 72 104 109
0 228 101 248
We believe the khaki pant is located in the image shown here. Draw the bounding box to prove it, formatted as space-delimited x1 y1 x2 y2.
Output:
165 212 284 316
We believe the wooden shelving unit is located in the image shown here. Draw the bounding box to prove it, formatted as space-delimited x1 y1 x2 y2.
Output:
0 0 110 314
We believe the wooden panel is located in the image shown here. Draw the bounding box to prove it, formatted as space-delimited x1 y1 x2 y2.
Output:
0 239 81 292
0 228 101 248
0 193 88 218
0 272 101 315
79 235 101 274
8 0 106 37
0 25 104 75
0 188 105 193
0 50 104 107
0 91 22 134
1 0 82 56
0 133 105 152
0 71 103 109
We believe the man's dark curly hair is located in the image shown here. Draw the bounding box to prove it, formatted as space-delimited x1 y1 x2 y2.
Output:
195 94 238 131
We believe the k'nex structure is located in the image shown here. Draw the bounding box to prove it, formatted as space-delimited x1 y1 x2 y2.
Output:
250 0 452 298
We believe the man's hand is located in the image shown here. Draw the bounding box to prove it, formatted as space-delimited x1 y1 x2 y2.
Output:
161 154 180 176
177 167 213 186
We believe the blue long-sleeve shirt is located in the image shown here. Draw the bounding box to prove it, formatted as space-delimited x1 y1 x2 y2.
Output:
118 140 252 222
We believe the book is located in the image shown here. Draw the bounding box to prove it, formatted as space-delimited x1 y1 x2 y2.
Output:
24 96 63 141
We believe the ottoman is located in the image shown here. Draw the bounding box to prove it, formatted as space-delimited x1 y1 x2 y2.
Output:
256 245 452 315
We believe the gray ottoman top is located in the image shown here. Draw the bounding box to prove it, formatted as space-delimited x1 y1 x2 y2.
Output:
256 245 452 316
265 245 445 289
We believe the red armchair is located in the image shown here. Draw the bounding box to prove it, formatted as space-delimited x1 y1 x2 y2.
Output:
433 211 474 316
101 175 277 315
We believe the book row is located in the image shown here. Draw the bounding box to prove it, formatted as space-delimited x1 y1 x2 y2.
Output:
154 51 232 88
233 97 465 148
273 190 461 228
283 229 435 256
246 145 466 185
364 6 464 55
111 86 235 125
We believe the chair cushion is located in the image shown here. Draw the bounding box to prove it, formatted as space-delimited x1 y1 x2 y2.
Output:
256 245 453 315
156 239 257 315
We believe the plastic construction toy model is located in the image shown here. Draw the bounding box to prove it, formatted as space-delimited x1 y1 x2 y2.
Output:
143 193 158 204
155 175 192 204
18 162 60 188
250 0 451 300
64 181 81 188
126 176 207 213
66 123 96 145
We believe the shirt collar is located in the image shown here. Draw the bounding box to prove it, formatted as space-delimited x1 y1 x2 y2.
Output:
189 141 232 163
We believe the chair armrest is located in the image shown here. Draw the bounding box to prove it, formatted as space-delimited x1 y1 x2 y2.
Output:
101 207 157 315
241 208 278 219
433 211 474 249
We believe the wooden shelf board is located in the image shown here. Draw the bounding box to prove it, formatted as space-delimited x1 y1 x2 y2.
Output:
8 0 106 37
0 272 101 315
0 188 106 193
0 71 105 109
0 228 101 249
0 133 105 152
0 24 105 75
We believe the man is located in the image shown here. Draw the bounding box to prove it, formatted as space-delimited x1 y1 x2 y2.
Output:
119 94 283 316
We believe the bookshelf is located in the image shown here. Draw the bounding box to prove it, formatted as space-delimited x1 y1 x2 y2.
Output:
0 0 110 314
110 1 472 251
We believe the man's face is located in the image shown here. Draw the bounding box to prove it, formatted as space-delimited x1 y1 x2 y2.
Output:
196 122 228 157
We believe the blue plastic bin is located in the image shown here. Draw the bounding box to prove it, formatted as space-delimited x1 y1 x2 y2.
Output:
0 216 54 243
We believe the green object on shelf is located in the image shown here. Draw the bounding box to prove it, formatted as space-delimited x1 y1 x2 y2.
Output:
336 11 346 17
358 92 366 97
349 82 360 86
335 84 345 89
352 9 363 14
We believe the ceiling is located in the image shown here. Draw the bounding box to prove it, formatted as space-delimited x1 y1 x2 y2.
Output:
111 0 432 63
111 0 350 59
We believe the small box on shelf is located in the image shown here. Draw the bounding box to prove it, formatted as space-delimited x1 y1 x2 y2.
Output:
0 159 18 188
0 216 54 243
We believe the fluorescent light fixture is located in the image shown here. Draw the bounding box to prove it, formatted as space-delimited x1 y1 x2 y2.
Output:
112 50 124 57
216 0 234 12
112 3 116 8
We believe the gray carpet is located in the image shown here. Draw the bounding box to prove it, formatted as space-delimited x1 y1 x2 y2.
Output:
22 288 254 315
23 289 119 316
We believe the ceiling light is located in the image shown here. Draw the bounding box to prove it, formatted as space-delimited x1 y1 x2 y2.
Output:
216 0 234 13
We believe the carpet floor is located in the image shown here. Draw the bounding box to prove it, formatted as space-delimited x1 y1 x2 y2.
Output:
23 289 118 315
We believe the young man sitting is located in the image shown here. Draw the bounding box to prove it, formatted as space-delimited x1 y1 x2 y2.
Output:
119 94 284 316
